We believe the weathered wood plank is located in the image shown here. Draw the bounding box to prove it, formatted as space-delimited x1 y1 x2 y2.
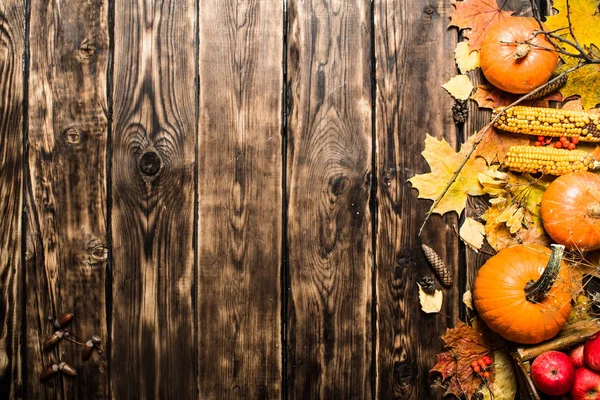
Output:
374 0 461 397
26 0 109 397
286 0 372 397
0 0 24 397
110 0 196 398
197 1 283 397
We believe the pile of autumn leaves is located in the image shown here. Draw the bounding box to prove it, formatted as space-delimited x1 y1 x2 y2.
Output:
411 0 600 255
412 0 600 398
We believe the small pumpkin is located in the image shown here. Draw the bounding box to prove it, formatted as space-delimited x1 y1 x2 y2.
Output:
541 171 600 251
473 244 571 344
480 17 559 94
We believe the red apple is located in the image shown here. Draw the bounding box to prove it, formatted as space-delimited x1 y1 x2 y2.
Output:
586 335 600 371
531 351 576 395
571 367 600 400
571 344 586 368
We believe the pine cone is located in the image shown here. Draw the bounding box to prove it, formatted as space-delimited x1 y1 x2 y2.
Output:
529 74 567 100
452 100 469 124
422 244 453 287
418 276 436 294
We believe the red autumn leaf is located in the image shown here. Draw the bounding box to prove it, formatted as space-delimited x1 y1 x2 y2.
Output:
472 84 563 109
433 351 456 381
431 321 493 399
450 0 514 50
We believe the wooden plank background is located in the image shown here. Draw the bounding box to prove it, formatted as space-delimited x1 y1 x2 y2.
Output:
0 0 531 398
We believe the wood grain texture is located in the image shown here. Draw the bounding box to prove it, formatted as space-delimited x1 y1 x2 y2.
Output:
197 0 283 398
286 0 372 398
374 0 461 397
110 0 196 398
26 0 109 397
0 0 24 397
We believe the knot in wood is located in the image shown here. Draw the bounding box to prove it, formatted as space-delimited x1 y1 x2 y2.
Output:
329 174 351 196
424 5 435 14
90 245 108 262
65 126 82 144
138 150 162 176
382 170 395 186
79 39 96 59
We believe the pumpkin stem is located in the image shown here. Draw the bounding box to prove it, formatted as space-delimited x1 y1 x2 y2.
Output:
524 244 565 303
514 43 531 59
587 202 600 219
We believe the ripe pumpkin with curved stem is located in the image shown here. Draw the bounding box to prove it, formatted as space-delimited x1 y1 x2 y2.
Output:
541 171 600 251
473 244 572 344
480 17 559 94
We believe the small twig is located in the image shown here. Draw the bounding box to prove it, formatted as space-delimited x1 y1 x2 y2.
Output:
543 31 599 62
63 335 87 347
453 353 467 397
565 0 581 49
419 67 580 236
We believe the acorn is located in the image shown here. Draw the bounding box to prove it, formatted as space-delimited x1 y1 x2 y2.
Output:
53 313 73 329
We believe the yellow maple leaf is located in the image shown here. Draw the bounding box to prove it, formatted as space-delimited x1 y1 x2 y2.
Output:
545 0 600 50
455 42 480 74
442 75 474 100
559 59 600 109
409 134 487 215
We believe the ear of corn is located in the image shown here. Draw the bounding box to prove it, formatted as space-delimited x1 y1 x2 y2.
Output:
504 145 600 175
493 106 600 142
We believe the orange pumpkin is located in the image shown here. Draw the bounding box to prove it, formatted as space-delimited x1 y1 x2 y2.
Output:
473 244 571 344
541 171 600 251
480 17 559 94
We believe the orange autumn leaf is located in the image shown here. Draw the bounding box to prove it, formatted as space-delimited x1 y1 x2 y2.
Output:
450 0 514 50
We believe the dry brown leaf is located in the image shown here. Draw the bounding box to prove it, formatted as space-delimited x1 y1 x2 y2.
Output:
449 0 514 50
418 284 443 314
471 84 562 109
463 290 474 310
460 217 485 251
562 97 584 111
443 75 474 101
